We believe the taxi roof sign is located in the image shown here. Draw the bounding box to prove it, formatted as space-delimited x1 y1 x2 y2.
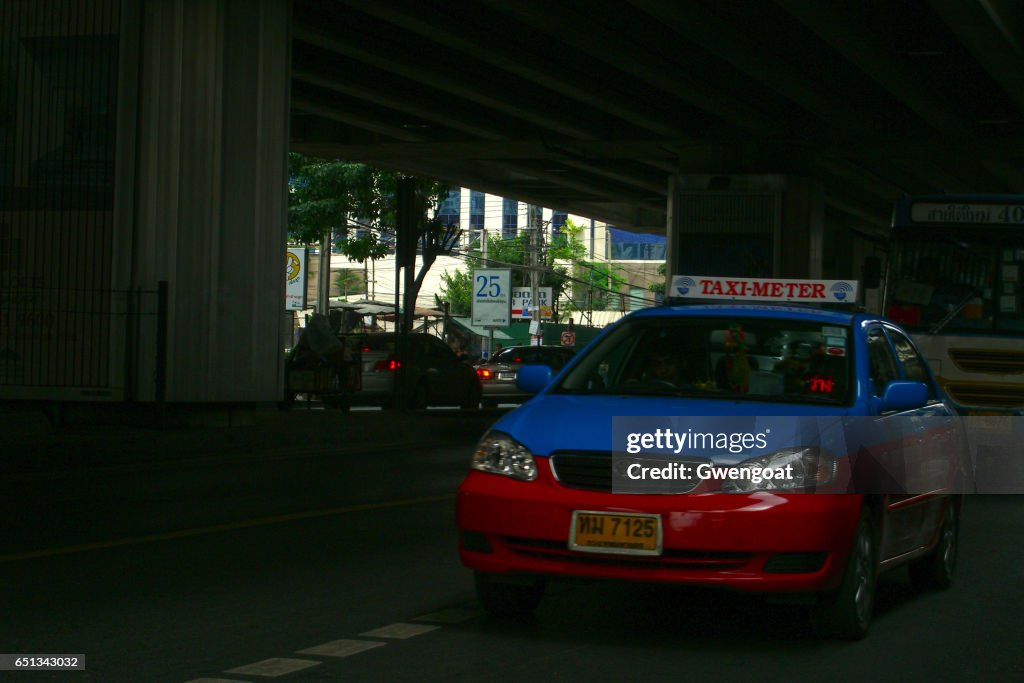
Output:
668 275 859 304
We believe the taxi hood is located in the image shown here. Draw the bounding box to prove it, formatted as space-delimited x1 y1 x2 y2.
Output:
489 393 853 463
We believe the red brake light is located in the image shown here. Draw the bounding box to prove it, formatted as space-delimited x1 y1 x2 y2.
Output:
477 368 492 379
373 357 400 372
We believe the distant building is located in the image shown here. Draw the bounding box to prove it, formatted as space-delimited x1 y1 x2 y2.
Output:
324 188 667 324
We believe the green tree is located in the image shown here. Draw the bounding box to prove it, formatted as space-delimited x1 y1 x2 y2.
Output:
441 217 626 320
334 269 366 297
288 155 388 260
462 227 575 312
649 263 666 297
436 269 472 317
569 260 627 312
548 218 587 262
288 153 457 330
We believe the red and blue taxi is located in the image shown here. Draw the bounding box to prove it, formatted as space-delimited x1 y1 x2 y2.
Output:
457 277 965 639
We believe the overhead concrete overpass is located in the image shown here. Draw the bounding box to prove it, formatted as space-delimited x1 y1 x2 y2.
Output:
1 0 1021 405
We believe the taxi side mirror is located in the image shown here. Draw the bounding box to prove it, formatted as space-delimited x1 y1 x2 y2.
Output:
880 380 928 412
516 364 553 394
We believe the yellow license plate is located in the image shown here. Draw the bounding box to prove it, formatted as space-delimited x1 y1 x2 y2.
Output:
569 511 662 556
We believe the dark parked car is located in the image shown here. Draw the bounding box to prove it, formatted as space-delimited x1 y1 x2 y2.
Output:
475 345 576 407
352 333 481 409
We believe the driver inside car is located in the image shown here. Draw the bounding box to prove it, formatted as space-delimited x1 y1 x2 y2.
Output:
644 348 681 384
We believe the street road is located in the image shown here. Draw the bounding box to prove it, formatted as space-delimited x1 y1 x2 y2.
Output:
1 417 1021 682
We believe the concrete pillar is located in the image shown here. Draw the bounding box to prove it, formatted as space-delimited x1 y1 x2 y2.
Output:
665 174 824 285
132 0 290 402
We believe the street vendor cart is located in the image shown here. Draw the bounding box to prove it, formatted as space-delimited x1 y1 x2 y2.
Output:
283 315 361 410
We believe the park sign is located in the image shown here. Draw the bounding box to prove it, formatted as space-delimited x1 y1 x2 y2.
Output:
472 269 512 326
512 287 553 319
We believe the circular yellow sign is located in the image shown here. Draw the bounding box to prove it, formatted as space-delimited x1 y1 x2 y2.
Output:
286 251 302 282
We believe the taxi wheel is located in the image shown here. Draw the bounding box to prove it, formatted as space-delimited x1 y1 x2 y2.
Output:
475 572 545 617
908 499 958 591
812 508 877 640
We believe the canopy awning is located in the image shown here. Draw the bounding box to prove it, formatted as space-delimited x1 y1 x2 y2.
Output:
449 317 531 345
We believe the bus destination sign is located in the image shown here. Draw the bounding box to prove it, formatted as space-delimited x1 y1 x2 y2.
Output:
910 202 1024 225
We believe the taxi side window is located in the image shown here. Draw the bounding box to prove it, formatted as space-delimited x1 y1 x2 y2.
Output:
886 328 936 401
866 329 899 397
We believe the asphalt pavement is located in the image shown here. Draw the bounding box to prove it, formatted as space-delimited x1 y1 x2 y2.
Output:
1 403 499 477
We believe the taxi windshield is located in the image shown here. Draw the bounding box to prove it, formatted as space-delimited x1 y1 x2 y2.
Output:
554 316 852 405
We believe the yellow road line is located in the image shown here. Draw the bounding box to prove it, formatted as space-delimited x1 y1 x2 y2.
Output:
0 493 455 564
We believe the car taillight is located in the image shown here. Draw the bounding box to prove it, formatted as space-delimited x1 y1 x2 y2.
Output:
477 368 492 379
373 357 400 372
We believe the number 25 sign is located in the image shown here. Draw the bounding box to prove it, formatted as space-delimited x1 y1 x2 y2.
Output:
471 269 511 326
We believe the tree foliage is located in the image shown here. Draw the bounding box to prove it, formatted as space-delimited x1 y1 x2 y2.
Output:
649 262 666 296
548 218 587 262
334 269 366 297
438 218 612 319
568 260 628 311
288 153 460 332
287 153 450 262
436 269 472 317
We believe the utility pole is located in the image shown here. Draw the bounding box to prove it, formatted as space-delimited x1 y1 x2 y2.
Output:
317 228 332 316
528 205 541 345
481 223 494 359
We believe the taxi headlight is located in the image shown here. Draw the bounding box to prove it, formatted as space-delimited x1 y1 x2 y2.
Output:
470 432 538 481
721 447 837 493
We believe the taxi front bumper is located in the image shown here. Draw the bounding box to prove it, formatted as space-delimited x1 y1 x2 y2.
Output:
456 459 864 593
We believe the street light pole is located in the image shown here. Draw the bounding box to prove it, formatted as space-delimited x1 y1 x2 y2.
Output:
529 205 541 345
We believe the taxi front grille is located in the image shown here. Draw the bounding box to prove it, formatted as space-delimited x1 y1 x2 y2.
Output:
549 452 705 493
949 349 1024 375
503 537 751 570
550 453 612 491
944 382 1024 408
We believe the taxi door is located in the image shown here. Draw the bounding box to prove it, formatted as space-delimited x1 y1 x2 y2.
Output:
866 326 952 559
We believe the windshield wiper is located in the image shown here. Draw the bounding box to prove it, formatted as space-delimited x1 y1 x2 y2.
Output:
929 287 982 334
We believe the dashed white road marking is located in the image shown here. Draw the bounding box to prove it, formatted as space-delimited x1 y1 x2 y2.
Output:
413 607 483 624
360 622 439 639
200 609 455 680
297 639 387 658
224 658 320 677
